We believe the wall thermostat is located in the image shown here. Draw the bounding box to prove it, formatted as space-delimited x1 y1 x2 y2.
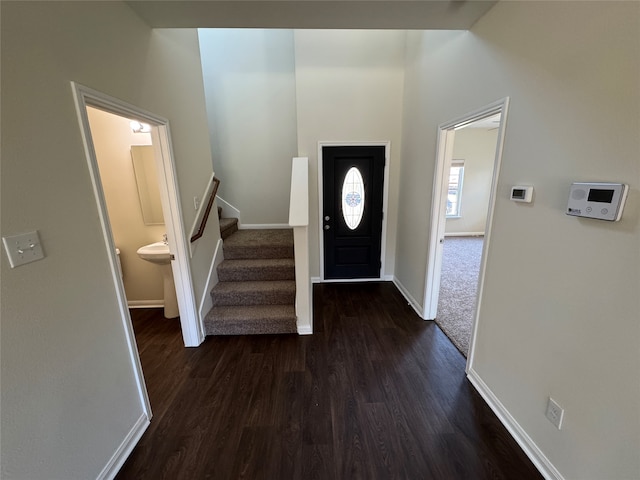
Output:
567 182 628 221
510 185 534 203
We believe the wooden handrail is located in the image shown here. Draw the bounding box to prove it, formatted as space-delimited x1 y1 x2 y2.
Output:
191 176 220 243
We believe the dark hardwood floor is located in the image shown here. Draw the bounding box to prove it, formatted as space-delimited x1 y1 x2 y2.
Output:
116 282 542 480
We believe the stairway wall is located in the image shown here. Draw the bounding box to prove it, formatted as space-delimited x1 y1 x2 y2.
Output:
198 29 298 225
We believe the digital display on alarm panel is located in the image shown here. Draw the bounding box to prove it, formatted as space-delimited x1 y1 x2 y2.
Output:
587 189 615 203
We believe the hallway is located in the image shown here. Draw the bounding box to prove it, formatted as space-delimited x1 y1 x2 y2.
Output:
117 283 542 479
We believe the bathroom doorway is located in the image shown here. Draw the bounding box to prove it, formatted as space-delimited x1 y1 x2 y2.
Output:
86 106 168 312
72 83 201 348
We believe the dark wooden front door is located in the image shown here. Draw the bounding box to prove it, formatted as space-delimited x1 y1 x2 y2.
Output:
322 145 385 279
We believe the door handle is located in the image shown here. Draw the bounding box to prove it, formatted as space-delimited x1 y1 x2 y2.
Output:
325 215 330 221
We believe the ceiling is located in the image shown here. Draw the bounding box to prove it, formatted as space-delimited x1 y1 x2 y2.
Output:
126 0 498 30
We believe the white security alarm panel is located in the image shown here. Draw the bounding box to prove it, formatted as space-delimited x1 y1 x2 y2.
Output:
566 182 628 221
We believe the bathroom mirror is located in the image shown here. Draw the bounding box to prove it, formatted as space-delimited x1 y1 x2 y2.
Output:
131 145 164 225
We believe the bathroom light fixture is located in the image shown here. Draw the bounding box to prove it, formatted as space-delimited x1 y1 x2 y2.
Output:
130 120 151 133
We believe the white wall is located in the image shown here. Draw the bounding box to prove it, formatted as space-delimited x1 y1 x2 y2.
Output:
87 107 165 304
198 29 298 224
1 2 216 478
294 30 406 278
446 128 497 234
397 2 639 479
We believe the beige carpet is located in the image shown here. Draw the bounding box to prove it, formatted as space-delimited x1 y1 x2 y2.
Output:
435 236 483 357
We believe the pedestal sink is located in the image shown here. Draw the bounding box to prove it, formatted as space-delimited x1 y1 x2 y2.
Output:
136 242 179 319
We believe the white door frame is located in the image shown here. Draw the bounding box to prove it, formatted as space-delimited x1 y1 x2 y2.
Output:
422 98 509 370
71 83 203 352
317 141 391 282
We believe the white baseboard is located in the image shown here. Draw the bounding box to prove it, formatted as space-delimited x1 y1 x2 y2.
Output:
445 232 485 237
214 197 289 231
96 413 150 480
311 276 393 284
392 276 424 318
127 300 163 309
317 277 388 283
199 238 224 324
216 196 241 223
297 324 313 335
239 223 290 230
466 368 564 480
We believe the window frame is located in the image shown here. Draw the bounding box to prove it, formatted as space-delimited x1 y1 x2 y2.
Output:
446 159 465 218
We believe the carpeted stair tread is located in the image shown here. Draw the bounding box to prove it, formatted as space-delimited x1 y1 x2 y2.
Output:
219 217 238 240
211 280 295 306
208 216 297 336
223 229 293 260
204 304 297 335
218 258 295 282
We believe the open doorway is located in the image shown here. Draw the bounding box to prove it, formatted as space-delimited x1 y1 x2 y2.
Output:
436 114 501 357
85 106 171 315
423 98 509 366
72 83 202 353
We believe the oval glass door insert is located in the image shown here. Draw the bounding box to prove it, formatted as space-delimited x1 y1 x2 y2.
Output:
342 167 365 230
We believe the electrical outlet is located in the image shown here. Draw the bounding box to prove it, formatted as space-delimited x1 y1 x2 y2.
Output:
194 196 200 211
546 397 564 429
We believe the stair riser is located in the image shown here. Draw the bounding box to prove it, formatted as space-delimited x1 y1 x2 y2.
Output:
224 246 294 260
218 266 295 282
211 290 295 307
221 225 238 240
219 217 239 240
207 319 297 335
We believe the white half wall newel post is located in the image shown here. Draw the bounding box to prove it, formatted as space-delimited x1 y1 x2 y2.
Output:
289 157 312 334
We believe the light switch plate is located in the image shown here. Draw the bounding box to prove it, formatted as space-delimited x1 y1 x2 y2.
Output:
546 397 564 430
3 231 45 268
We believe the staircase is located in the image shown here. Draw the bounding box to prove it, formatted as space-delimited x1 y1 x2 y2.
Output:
204 208 298 335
